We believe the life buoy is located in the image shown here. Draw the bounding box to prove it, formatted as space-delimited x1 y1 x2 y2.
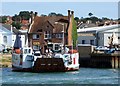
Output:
68 50 78 54
15 49 21 54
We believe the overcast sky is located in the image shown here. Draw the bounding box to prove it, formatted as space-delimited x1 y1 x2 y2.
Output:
1 2 119 19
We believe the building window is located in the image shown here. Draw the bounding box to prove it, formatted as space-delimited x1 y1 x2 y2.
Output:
55 44 60 50
55 34 63 38
37 29 42 32
118 37 120 39
33 34 39 39
90 40 94 45
44 31 51 39
59 34 63 38
56 34 59 38
82 40 85 44
3 36 7 44
108 37 110 39
33 45 40 50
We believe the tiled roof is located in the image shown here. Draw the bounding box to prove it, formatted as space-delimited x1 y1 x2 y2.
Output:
2 23 11 31
77 24 120 33
30 16 69 33
0 23 20 34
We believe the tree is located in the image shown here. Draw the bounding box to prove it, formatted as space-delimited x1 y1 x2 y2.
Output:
90 16 99 23
56 13 63 16
118 18 120 20
80 17 91 23
19 11 31 20
12 14 20 21
72 16 78 48
41 14 47 17
48 12 64 16
48 12 57 16
74 17 79 22
102 17 110 21
88 13 93 17
0 16 7 23
12 22 21 30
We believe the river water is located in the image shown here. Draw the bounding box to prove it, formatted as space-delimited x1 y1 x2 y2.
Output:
1 68 120 85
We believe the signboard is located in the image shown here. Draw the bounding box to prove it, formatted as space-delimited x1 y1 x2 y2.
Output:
78 33 94 36
33 42 40 45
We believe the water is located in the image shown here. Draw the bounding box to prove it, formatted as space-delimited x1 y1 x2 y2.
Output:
1 68 119 84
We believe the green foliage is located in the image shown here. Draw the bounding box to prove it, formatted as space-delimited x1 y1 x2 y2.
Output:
41 14 47 17
57 13 63 16
102 17 110 21
0 16 7 23
19 11 31 20
80 17 91 23
12 11 31 21
12 14 20 21
88 12 93 16
72 16 78 48
80 16 103 23
48 12 57 16
90 16 100 23
12 22 21 30
74 17 79 22
48 12 63 16
118 18 120 20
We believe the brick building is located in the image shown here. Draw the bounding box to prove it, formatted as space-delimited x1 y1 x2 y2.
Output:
28 10 75 54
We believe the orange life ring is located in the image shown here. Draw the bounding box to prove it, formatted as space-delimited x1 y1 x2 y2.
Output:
15 49 21 54
68 50 78 54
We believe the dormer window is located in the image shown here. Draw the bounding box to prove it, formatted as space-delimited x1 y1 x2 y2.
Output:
33 34 40 39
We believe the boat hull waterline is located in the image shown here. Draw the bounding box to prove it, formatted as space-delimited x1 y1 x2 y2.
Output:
12 52 79 72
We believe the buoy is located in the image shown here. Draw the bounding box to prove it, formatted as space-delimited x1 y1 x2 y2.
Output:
68 50 77 54
15 49 21 54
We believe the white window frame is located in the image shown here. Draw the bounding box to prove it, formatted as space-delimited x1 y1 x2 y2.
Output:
44 31 51 39
33 34 40 39
82 40 85 44
33 45 40 50
3 36 7 44
90 40 94 45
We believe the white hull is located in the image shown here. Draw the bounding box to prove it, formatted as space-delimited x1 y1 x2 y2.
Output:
12 51 79 72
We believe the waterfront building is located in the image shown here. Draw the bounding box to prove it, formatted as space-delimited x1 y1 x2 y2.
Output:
0 24 16 51
0 23 27 51
28 10 75 54
77 24 120 47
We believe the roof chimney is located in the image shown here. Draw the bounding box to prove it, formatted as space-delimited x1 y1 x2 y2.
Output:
71 11 74 16
68 10 71 21
35 12 38 16
30 11 34 24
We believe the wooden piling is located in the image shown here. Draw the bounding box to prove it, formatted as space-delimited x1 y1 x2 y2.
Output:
112 57 115 68
90 53 120 68
115 57 118 68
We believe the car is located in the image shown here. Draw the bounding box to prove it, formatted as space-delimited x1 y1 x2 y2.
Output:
95 46 109 51
2 48 12 53
34 51 41 56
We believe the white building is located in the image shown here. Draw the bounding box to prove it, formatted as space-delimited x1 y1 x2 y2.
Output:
0 24 15 51
77 24 120 47
0 24 27 51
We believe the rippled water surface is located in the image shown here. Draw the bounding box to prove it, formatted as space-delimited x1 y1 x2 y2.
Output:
1 68 120 84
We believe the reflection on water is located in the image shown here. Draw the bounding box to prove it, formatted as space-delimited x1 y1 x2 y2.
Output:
1 68 119 84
